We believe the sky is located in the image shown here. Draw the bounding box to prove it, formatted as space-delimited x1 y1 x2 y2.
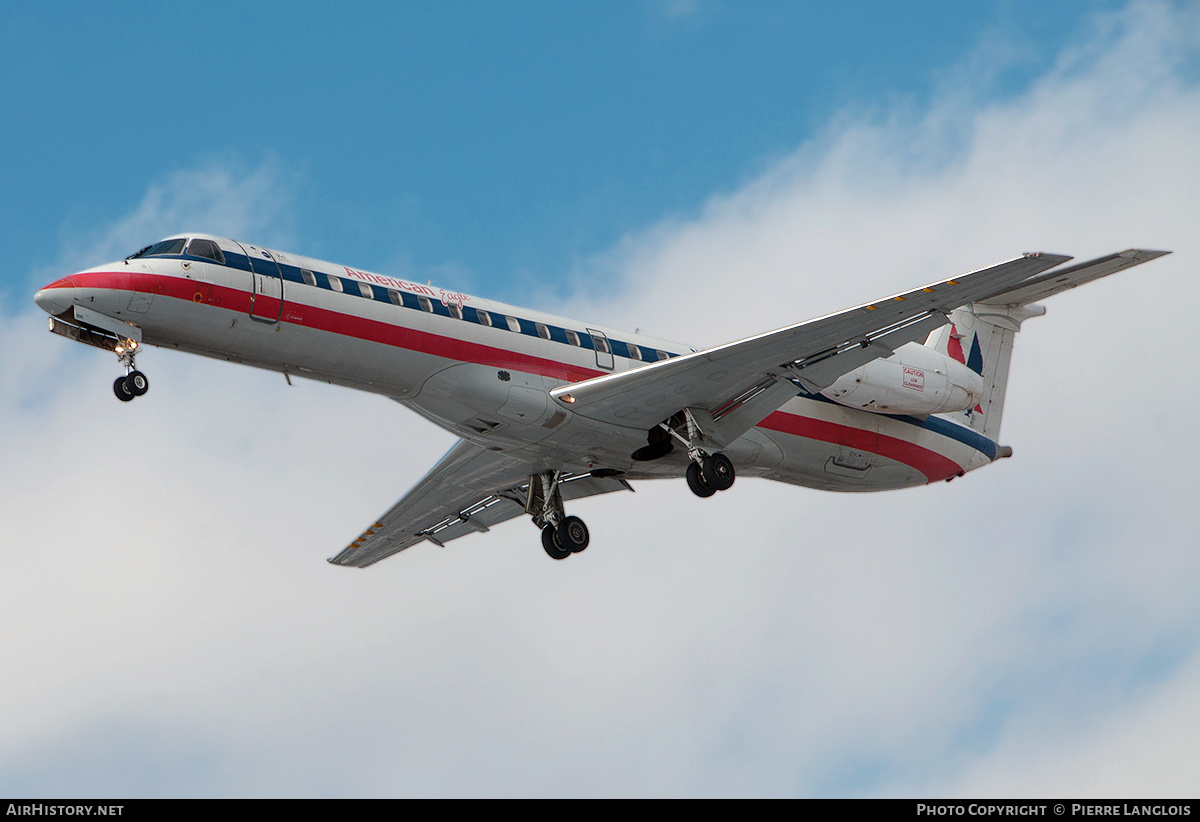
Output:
1 0 1198 798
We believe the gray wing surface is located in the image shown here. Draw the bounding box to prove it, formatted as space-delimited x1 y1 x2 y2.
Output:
328 439 633 568
330 249 1154 569
549 253 1073 437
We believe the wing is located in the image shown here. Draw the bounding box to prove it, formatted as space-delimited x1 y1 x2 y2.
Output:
328 438 633 568
976 249 1170 307
550 253 1073 438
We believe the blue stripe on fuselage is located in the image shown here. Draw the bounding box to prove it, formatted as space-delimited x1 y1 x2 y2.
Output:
795 388 998 460
153 249 683 363
150 248 995 460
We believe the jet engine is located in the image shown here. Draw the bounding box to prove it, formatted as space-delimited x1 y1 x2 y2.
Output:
819 342 983 416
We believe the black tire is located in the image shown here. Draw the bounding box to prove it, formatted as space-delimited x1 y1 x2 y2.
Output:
686 461 716 498
556 516 589 553
126 370 149 396
113 376 134 402
702 452 735 491
541 525 571 560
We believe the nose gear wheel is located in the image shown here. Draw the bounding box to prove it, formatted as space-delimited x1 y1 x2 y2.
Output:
112 340 149 402
126 370 149 396
114 376 134 402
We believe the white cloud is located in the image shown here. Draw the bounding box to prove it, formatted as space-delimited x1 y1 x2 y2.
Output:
45 158 298 286
558 0 1200 796
3 1 1199 797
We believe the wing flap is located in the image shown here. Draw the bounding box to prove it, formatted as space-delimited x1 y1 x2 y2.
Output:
328 439 532 567
417 495 528 547
551 253 1071 433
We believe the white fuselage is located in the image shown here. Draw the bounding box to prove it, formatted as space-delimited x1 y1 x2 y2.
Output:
35 235 999 492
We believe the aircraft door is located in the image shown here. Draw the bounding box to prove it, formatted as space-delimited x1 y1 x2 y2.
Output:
588 328 615 370
236 241 285 323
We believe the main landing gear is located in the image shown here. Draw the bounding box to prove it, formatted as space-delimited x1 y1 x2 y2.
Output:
656 409 737 499
529 471 590 561
685 452 735 498
540 515 590 560
111 340 149 403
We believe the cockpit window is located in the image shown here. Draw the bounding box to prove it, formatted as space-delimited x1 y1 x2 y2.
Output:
131 238 187 258
186 239 225 264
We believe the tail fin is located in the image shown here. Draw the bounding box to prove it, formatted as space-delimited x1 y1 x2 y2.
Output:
925 304 1044 441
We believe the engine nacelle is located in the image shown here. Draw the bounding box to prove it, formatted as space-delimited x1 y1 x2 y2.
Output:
820 342 983 416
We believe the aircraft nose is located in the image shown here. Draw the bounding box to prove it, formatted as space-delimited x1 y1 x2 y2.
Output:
34 277 78 316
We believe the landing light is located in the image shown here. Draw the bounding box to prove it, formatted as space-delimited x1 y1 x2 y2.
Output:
561 394 576 404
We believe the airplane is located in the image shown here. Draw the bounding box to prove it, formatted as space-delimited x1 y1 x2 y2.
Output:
33 235 1169 565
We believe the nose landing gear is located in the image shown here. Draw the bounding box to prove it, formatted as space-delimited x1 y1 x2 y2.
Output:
112 340 149 402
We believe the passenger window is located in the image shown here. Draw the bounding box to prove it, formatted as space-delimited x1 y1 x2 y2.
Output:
536 323 550 339
477 310 492 327
593 335 610 354
505 316 521 333
565 330 580 347
358 281 374 299
657 350 670 361
388 289 402 306
301 269 317 287
419 296 433 313
449 303 463 320
328 275 344 293
628 343 642 361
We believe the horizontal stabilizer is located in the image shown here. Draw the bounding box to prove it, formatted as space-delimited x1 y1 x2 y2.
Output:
978 249 1170 307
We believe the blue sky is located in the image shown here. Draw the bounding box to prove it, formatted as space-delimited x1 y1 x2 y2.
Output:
3 0 1129 297
3 0 1199 799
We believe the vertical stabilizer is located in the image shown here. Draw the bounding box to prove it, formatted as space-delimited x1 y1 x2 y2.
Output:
925 302 1046 441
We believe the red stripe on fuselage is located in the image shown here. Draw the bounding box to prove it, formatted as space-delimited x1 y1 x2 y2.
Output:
61 270 967 481
41 276 80 291
68 269 606 383
757 410 963 483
